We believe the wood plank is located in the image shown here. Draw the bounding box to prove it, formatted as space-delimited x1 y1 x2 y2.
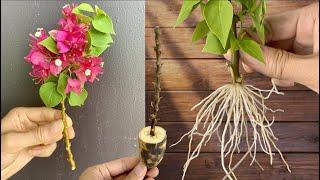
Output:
158 153 319 180
146 91 319 122
146 0 316 28
146 28 221 59
146 60 309 90
154 122 319 153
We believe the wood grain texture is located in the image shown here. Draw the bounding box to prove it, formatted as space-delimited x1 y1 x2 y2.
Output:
146 28 220 59
146 91 319 122
146 60 308 90
146 0 317 28
157 153 319 180
156 122 319 153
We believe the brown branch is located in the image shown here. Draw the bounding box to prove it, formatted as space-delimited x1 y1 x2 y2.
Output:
150 26 162 136
61 100 76 170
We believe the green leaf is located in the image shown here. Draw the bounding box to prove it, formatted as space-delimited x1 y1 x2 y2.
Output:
38 36 58 54
39 82 63 107
75 3 94 12
72 3 94 23
192 20 209 42
92 14 115 34
68 89 88 106
175 0 201 27
236 0 254 10
204 0 233 48
202 33 226 55
73 10 93 23
57 72 68 98
239 39 264 63
95 5 106 16
44 75 58 83
88 45 109 56
251 1 265 44
89 28 113 48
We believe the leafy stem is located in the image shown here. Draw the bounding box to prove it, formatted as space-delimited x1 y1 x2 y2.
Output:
150 26 162 136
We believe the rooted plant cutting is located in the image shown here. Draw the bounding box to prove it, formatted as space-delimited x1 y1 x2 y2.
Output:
172 0 290 179
25 3 115 170
138 26 167 169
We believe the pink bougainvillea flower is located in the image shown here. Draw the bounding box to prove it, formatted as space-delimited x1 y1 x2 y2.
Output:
27 51 47 66
25 28 57 80
49 54 70 76
29 63 50 79
66 78 82 94
49 58 63 76
55 4 89 58
65 78 83 94
74 57 103 83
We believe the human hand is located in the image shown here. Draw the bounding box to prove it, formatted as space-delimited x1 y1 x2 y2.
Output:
1 107 75 179
79 156 159 180
224 2 319 93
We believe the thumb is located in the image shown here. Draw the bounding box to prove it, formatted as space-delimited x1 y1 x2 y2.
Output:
125 162 147 180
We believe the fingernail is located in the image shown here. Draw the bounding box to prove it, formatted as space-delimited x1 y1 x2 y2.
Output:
50 120 63 134
134 162 147 177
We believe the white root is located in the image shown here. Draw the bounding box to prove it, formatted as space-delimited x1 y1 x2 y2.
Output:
170 81 291 180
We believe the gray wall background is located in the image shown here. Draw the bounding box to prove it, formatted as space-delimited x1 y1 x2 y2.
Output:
1 1 145 179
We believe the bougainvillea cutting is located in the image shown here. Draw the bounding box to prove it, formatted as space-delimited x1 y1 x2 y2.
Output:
25 3 115 170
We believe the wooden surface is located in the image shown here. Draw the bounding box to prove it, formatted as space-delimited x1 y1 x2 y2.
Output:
145 0 319 179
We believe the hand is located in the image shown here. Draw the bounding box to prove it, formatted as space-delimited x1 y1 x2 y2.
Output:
224 2 319 93
1 107 75 179
79 156 159 180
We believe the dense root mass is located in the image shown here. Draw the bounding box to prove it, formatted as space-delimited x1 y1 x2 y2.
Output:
171 81 291 180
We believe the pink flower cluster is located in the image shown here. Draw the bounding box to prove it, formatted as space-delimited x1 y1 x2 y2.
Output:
25 4 103 94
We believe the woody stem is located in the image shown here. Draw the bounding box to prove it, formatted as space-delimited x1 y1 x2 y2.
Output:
61 100 76 170
150 26 162 136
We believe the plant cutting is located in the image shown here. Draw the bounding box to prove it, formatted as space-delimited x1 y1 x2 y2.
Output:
138 26 167 169
25 3 115 170
172 0 290 179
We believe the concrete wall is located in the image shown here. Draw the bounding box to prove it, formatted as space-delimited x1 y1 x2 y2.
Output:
1 1 145 179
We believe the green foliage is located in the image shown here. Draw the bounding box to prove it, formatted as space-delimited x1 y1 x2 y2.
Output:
44 75 58 83
89 45 109 56
74 3 94 12
239 39 264 63
39 82 63 107
57 72 68 98
39 36 58 54
192 20 209 42
204 0 233 48
92 14 115 34
203 33 226 55
175 0 201 27
250 0 266 44
68 89 88 106
95 5 106 16
72 3 94 23
89 28 113 48
175 0 267 65
72 3 115 56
